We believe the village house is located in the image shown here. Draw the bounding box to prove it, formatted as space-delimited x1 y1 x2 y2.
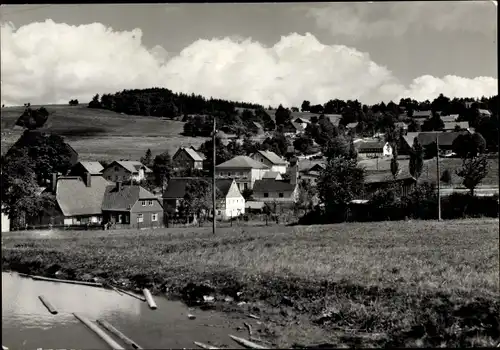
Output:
249 121 264 135
443 121 469 132
412 110 432 120
251 150 288 174
101 182 163 229
282 121 304 137
294 117 310 129
298 163 325 184
356 140 393 158
102 160 153 183
252 162 299 204
172 147 204 170
67 161 103 177
1 205 10 233
215 155 269 191
403 131 469 152
440 114 459 123
47 172 112 226
479 109 492 117
162 177 245 220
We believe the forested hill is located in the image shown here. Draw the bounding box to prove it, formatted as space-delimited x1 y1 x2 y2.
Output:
87 88 264 118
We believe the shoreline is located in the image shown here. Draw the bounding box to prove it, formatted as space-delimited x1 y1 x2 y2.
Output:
2 220 499 347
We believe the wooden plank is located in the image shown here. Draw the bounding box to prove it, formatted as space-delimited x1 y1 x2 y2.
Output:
229 335 269 349
96 319 143 349
38 295 58 314
30 275 103 287
143 289 157 310
73 313 125 350
113 286 147 302
193 341 219 349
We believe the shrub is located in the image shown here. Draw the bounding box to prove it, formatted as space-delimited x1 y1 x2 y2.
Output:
441 193 499 219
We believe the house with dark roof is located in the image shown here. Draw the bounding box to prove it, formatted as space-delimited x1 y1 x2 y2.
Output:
163 177 244 220
172 147 204 170
412 110 432 119
249 121 264 135
102 160 153 183
299 163 325 184
252 163 299 203
440 114 459 123
215 156 269 191
356 140 393 158
361 167 417 200
443 121 469 132
49 173 112 225
102 182 163 229
251 150 288 174
402 131 469 151
282 121 304 137
67 161 103 177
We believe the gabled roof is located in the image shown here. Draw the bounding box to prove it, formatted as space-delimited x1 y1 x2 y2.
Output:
77 161 104 175
102 185 158 211
346 122 359 129
56 175 112 216
191 146 207 160
216 156 269 169
107 161 152 174
443 121 469 130
175 147 204 162
364 166 415 184
413 110 432 118
255 150 288 165
251 121 263 129
478 109 491 116
163 177 236 199
294 117 310 124
357 140 387 150
253 179 297 193
417 131 468 147
262 171 282 179
441 115 459 122
215 179 235 197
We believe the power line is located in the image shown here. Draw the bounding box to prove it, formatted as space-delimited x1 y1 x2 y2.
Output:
0 5 53 17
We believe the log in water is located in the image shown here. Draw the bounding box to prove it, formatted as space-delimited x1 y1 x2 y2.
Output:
38 295 58 315
229 335 269 349
193 341 219 349
30 275 103 288
143 289 157 309
96 319 143 349
72 313 125 350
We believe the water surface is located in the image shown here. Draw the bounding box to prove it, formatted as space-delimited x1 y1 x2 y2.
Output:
2 272 247 349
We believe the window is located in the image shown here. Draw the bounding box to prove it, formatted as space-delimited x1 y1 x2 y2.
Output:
151 213 158 222
148 200 153 206
264 193 269 198
217 210 221 215
244 183 248 190
137 214 143 223
279 193 284 198
141 201 146 206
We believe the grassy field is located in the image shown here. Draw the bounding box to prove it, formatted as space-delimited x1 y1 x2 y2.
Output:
1 104 208 160
2 219 499 347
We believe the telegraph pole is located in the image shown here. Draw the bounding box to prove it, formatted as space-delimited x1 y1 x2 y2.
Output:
212 111 217 235
436 132 441 221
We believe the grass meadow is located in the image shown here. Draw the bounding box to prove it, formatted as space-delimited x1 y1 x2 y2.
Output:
2 219 499 347
1 104 208 160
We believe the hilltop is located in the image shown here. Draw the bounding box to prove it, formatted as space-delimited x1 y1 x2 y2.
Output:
1 104 207 161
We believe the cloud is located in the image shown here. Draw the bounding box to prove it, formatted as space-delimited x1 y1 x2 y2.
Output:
0 20 497 108
306 1 497 38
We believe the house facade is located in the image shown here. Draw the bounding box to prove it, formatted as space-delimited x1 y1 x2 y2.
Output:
252 163 299 203
251 150 288 174
1 205 10 233
102 182 164 229
357 141 393 158
102 161 153 183
172 147 204 170
215 156 269 191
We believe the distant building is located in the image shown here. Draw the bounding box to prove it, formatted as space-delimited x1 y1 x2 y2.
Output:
299 163 325 184
252 162 299 204
1 205 10 233
249 121 264 135
102 160 153 183
251 150 288 174
356 140 393 158
440 114 459 123
215 156 269 191
282 121 304 136
402 131 469 152
172 147 204 170
67 161 103 177
102 182 163 229
479 109 492 117
443 121 469 132
412 110 432 119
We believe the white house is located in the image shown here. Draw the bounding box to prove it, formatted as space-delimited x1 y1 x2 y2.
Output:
102 161 153 183
216 179 246 219
250 150 288 174
215 156 269 191
357 140 393 158
1 205 10 232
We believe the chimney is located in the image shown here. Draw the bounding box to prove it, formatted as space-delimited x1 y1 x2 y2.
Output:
85 172 91 187
51 173 57 193
116 181 122 192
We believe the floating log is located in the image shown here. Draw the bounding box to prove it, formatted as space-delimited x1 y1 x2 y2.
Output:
96 319 143 349
143 289 157 310
38 295 58 314
109 285 123 296
30 275 103 287
193 341 219 349
229 335 269 349
73 313 125 350
244 322 253 337
248 314 260 320
113 286 147 302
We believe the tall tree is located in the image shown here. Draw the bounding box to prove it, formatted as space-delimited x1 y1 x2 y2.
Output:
390 147 399 179
152 151 173 187
456 154 489 196
275 104 292 126
140 149 153 167
301 100 311 112
409 138 424 180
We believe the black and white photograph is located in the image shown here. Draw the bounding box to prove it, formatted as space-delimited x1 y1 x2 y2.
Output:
1 1 498 349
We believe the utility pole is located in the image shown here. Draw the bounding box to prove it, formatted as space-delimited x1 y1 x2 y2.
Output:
436 132 441 221
212 111 217 235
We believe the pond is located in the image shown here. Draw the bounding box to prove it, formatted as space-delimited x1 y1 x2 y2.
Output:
2 272 248 349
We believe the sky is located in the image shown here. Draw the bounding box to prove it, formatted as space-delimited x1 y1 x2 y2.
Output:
0 2 498 108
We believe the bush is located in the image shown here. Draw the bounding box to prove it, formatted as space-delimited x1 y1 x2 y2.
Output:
441 193 499 219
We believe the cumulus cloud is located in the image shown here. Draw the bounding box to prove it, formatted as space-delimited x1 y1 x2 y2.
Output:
306 1 497 38
0 20 497 108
